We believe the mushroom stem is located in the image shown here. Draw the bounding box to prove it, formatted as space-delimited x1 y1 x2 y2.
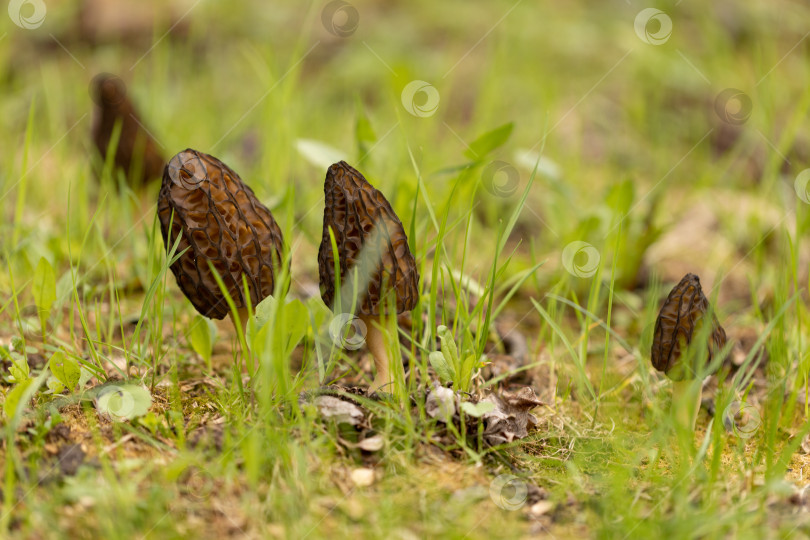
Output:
229 307 252 374
361 314 398 395
672 379 702 431
230 307 250 341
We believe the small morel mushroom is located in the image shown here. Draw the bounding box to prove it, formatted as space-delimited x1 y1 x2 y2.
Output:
158 149 284 337
651 273 727 430
91 73 165 188
318 161 419 394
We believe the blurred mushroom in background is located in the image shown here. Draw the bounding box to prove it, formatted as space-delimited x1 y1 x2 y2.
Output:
91 73 165 189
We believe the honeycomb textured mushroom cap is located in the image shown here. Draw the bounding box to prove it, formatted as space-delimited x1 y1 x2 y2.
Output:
91 73 165 187
651 273 727 381
158 149 284 320
318 161 419 316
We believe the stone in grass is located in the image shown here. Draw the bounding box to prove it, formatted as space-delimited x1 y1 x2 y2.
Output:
313 395 365 426
350 467 375 487
528 500 555 519
357 434 384 452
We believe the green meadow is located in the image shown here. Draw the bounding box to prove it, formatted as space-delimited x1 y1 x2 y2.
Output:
2 1 810 538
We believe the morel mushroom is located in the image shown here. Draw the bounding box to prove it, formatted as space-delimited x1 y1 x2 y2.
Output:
158 149 284 336
91 73 165 188
651 273 727 430
318 161 419 394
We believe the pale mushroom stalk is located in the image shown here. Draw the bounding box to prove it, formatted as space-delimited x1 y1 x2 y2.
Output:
231 307 251 341
230 307 254 374
671 379 702 432
360 314 398 394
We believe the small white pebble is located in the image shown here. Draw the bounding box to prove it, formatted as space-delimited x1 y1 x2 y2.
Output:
350 467 375 487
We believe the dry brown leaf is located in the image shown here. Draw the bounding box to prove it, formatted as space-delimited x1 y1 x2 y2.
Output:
426 382 456 420
481 387 544 445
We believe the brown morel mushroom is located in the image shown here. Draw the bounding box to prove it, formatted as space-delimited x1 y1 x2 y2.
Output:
318 161 419 394
651 273 727 430
91 73 165 188
158 149 284 338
